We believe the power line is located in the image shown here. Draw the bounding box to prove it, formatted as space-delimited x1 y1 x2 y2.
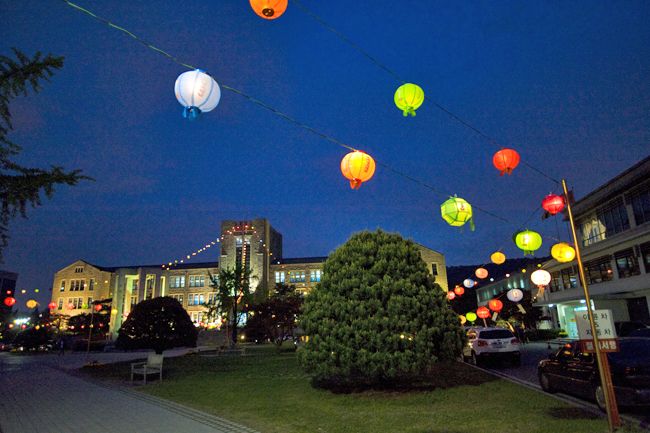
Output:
292 0 561 185
60 0 537 225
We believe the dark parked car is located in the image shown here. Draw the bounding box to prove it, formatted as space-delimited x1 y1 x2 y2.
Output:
538 338 650 411
629 328 650 338
614 321 648 337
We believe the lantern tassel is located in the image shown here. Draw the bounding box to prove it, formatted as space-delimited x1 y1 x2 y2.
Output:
183 106 201 120
349 179 362 189
469 217 475 232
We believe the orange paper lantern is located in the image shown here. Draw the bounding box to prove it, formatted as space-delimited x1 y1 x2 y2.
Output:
453 286 465 296
493 148 520 175
477 306 490 319
340 150 376 189
475 267 488 279
249 0 288 19
488 299 503 312
446 291 456 300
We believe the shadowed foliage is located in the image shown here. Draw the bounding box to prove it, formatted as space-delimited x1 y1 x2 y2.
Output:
116 297 197 354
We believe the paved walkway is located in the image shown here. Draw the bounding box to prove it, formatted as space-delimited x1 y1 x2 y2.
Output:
0 352 260 433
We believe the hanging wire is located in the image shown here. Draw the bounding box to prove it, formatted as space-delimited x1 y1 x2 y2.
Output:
60 0 518 224
291 0 561 185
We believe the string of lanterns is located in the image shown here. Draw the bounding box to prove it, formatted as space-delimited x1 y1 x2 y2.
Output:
162 237 222 270
60 0 585 319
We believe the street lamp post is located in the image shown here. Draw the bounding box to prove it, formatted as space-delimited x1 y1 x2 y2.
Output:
562 179 620 432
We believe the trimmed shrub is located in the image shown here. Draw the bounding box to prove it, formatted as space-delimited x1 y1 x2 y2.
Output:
116 297 197 354
298 230 465 390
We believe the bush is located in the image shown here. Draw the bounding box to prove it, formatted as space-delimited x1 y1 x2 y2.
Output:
298 230 465 390
116 297 197 354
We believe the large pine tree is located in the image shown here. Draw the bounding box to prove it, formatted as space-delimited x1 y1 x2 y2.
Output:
298 230 465 390
0 49 88 260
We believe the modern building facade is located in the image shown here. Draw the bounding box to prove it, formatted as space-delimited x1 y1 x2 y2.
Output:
50 219 447 337
536 157 650 337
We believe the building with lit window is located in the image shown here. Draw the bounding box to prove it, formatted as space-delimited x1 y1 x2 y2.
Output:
50 219 447 337
536 157 650 336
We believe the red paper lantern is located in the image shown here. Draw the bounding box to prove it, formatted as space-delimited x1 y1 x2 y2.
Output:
446 291 456 300
94 304 102 312
492 148 520 175
476 306 490 319
542 194 565 215
4 296 16 307
67 303 75 310
453 286 465 296
488 299 503 312
48 302 57 310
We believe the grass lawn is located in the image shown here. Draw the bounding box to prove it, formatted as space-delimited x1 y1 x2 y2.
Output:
82 345 616 433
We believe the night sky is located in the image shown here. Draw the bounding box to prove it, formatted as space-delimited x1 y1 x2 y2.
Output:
2 1 649 307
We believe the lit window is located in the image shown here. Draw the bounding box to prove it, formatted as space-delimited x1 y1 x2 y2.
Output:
310 270 322 282
275 271 285 284
60 280 66 292
170 276 185 288
190 275 205 287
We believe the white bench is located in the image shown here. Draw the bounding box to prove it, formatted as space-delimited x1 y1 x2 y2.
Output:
130 354 163 384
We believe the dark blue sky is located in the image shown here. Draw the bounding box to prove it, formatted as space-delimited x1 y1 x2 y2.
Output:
2 1 649 306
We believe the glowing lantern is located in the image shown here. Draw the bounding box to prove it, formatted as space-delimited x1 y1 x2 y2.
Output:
174 69 221 120
551 242 576 263
531 269 551 287
507 289 523 302
340 150 376 189
453 286 465 296
490 251 506 265
440 196 474 230
67 303 75 310
514 230 542 255
394 83 424 117
4 296 16 307
94 304 102 312
476 306 490 319
492 148 520 175
48 302 57 310
459 315 467 325
463 279 475 289
466 312 477 322
542 194 565 215
249 0 288 19
475 268 488 279
488 299 503 312
26 299 38 309
446 291 456 300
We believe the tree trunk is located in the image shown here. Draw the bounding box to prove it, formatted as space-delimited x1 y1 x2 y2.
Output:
231 302 238 347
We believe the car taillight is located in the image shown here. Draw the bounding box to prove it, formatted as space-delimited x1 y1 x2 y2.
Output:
624 367 636 376
477 340 488 347
511 338 519 344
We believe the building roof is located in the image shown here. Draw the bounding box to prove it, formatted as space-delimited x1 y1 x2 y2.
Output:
80 260 218 272
274 257 328 265
571 155 650 216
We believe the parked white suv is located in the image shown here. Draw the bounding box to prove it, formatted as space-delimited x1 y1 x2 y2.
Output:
463 327 521 366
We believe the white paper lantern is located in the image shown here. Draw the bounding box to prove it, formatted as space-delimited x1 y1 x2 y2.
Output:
507 288 523 302
531 269 551 286
174 69 221 119
463 278 475 288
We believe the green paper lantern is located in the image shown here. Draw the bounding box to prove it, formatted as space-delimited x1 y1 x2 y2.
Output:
514 229 542 255
466 312 477 322
441 196 474 230
394 83 424 117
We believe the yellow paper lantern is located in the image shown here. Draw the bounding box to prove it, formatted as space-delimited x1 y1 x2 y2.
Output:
440 196 474 230
340 150 376 189
551 242 576 263
490 251 506 265
394 83 424 117
26 299 38 309
459 315 467 325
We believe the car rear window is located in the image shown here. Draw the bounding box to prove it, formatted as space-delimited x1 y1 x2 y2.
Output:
479 329 514 339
